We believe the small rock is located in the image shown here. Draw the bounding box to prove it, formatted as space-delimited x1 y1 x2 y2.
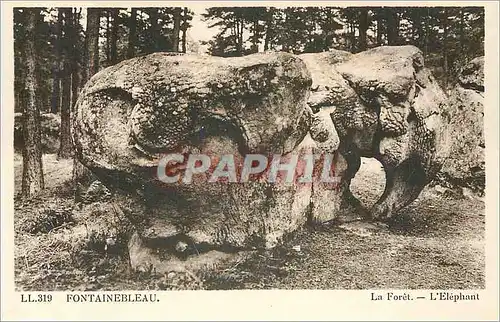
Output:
106 237 116 246
462 187 476 199
434 184 447 194
131 86 143 98
175 241 188 253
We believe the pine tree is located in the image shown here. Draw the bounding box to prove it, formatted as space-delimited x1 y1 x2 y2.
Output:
127 8 137 58
110 8 119 64
84 8 100 81
74 7 100 190
358 8 369 51
181 8 193 53
21 8 45 197
58 7 73 159
172 7 181 52
50 9 63 114
386 7 399 45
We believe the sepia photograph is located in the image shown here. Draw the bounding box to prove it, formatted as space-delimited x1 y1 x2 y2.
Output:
5 1 494 302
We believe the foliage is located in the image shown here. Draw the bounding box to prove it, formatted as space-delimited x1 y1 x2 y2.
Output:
13 6 484 113
202 6 484 86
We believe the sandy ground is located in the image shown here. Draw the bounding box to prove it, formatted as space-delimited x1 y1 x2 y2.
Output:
14 155 485 290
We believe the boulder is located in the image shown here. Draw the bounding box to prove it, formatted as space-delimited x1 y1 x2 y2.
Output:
73 52 325 272
458 56 484 92
437 57 485 195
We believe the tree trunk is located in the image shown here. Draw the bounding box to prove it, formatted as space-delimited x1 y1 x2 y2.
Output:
110 8 118 64
149 8 159 53
239 20 244 53
264 7 273 51
21 8 44 197
459 8 464 57
386 8 399 45
251 19 259 53
181 7 188 53
69 8 84 191
412 10 420 45
172 7 181 52
350 21 356 53
236 18 244 55
74 8 100 194
50 9 63 114
358 8 368 51
234 19 240 54
282 12 289 52
423 10 429 56
34 12 46 114
127 8 137 58
84 8 100 82
58 8 73 159
415 9 424 48
376 8 383 45
442 8 449 86
106 10 111 63
71 8 81 108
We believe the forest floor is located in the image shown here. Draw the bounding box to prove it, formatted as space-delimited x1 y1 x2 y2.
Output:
13 154 485 290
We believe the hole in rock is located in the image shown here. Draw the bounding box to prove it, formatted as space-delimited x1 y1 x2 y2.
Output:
349 157 386 208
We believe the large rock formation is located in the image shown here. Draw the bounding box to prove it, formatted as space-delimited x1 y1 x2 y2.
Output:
74 47 452 272
300 46 451 221
73 52 333 272
437 57 484 195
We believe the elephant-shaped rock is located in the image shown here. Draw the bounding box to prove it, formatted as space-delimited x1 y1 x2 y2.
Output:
300 45 451 221
74 46 453 272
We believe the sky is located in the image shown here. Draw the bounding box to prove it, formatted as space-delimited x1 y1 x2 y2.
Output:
189 7 219 43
